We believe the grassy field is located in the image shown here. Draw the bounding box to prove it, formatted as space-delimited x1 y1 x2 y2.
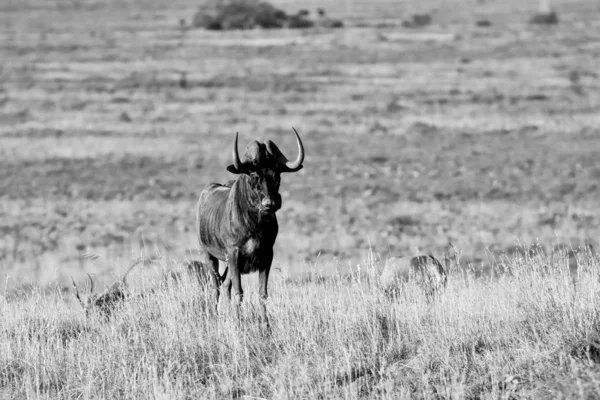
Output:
2 0 600 397
3 250 600 398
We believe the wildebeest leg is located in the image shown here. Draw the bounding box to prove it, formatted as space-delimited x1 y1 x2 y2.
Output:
258 250 273 329
258 254 273 301
228 249 243 305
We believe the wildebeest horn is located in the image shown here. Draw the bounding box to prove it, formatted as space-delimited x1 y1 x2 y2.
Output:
71 276 85 309
101 258 145 295
231 132 243 172
87 273 95 294
285 128 304 172
267 128 305 173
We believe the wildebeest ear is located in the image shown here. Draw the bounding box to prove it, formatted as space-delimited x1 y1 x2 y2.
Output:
226 164 243 174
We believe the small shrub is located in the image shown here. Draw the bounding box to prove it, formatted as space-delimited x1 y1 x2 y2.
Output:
402 13 432 28
530 11 559 25
476 19 493 27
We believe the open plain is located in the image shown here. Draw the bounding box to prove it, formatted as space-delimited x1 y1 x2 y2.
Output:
2 0 600 398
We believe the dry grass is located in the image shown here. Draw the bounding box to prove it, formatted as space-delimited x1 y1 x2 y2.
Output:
2 251 600 398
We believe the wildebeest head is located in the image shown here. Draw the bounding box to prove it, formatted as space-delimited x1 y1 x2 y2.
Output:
226 128 304 213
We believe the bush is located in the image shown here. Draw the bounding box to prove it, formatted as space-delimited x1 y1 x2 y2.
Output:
193 0 288 30
192 0 343 31
402 13 432 28
530 11 559 25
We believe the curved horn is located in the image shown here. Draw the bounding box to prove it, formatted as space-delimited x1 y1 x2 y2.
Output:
232 132 242 172
102 258 144 296
71 276 85 308
87 273 95 294
283 127 304 172
117 258 144 288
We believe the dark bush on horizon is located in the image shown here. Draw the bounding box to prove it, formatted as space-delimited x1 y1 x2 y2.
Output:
192 0 340 30
402 14 432 28
530 11 559 25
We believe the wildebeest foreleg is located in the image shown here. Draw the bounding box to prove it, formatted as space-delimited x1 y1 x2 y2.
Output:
258 251 273 329
258 256 272 301
228 249 243 305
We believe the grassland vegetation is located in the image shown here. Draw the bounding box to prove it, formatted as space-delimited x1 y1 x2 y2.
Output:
3 250 600 398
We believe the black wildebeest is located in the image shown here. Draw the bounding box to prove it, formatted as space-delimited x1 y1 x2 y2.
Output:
195 129 304 312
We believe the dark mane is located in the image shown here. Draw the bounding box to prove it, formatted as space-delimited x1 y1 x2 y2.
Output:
227 175 264 242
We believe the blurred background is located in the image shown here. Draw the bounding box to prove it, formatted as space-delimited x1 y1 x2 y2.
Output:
1 0 599 293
